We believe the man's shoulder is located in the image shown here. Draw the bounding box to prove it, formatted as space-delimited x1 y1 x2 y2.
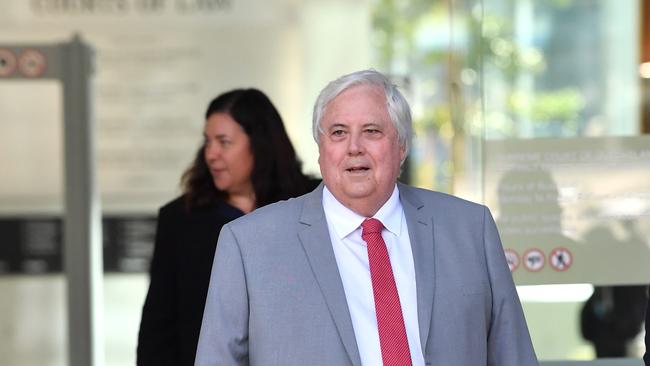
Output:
217 192 315 248
227 190 312 229
400 184 485 213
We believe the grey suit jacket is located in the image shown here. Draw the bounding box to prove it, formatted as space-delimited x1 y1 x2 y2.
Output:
195 183 538 365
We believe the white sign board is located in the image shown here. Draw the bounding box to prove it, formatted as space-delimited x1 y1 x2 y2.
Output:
485 136 650 285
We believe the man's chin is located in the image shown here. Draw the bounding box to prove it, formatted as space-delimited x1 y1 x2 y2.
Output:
341 186 375 200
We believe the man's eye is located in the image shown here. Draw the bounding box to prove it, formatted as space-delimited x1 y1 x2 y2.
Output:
332 130 345 136
365 129 381 134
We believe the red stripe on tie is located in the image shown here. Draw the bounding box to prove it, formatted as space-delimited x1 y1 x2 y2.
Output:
362 218 412 366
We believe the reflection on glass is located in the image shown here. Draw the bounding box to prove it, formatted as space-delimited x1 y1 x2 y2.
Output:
372 0 647 361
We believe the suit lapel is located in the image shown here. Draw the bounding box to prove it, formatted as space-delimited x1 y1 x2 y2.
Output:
398 183 435 353
297 184 362 366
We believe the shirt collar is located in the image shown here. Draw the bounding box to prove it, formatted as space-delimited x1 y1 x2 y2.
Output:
322 184 403 239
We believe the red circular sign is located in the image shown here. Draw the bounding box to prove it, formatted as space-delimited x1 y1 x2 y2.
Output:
18 49 47 77
0 49 17 77
504 249 520 272
549 247 573 272
523 248 545 272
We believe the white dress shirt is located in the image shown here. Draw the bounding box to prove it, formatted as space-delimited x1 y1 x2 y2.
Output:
322 185 425 366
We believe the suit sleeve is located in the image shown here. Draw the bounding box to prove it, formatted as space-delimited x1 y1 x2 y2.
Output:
195 224 250 366
137 206 180 366
483 206 539 366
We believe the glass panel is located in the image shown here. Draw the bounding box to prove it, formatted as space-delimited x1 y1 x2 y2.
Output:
370 0 648 361
475 0 648 360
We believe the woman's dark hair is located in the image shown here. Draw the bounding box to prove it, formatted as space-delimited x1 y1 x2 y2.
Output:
181 88 315 210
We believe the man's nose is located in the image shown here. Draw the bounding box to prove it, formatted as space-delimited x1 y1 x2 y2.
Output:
347 133 365 155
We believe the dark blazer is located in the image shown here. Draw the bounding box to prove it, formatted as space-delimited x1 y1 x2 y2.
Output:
137 196 243 366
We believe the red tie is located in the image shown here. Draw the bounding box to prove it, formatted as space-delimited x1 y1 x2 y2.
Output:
361 218 413 366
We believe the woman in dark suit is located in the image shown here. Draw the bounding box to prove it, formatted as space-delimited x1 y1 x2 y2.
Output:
136 89 317 366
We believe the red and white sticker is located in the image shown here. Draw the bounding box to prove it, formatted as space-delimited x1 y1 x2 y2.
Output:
504 249 520 272
18 49 46 77
523 248 545 272
0 48 17 77
549 247 573 272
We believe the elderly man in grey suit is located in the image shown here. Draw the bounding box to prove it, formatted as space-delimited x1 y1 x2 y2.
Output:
195 69 538 366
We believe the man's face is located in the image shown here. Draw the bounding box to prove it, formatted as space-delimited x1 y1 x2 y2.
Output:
318 84 405 216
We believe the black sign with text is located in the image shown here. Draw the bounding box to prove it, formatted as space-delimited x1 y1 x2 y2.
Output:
0 215 156 274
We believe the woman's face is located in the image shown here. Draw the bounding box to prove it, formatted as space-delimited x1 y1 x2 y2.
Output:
203 112 255 197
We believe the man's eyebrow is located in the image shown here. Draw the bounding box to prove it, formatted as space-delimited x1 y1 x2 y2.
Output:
362 122 382 128
327 123 348 130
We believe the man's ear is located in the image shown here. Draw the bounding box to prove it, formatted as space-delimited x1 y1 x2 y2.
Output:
317 143 324 166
